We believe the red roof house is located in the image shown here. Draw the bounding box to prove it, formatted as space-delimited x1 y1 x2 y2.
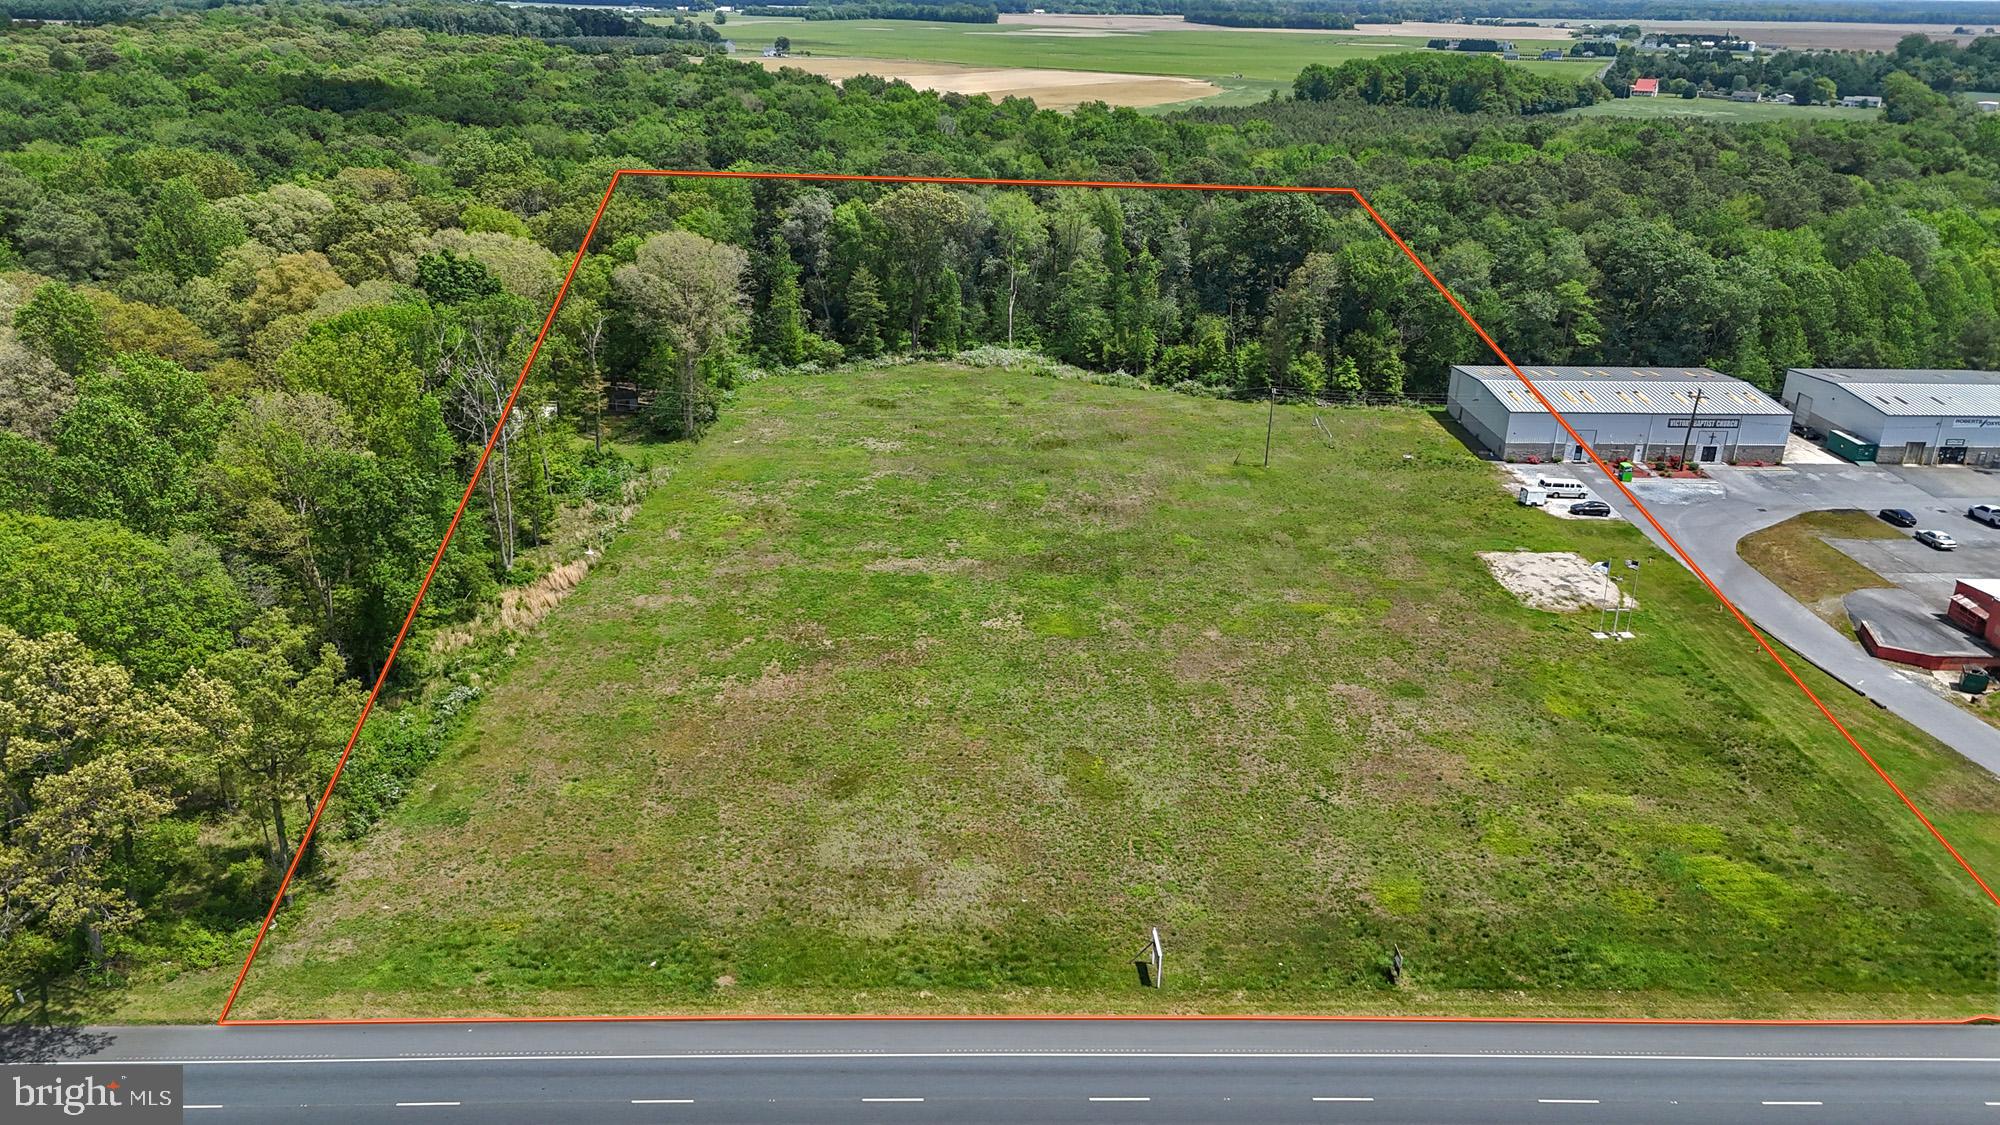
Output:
1631 78 1660 97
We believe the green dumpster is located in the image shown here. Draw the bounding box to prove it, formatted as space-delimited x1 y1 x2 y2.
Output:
1618 461 1634 483
1826 429 1878 463
1959 668 1991 693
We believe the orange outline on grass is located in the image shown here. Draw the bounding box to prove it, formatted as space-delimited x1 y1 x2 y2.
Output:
216 171 2000 1028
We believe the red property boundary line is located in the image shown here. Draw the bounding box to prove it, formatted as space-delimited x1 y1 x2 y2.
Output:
216 171 2000 1028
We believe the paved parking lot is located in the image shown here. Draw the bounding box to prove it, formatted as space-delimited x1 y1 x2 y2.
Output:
1569 456 2000 773
1828 531 2000 603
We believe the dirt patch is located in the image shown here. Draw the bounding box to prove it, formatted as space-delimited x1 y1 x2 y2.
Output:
1480 550 1633 613
752 57 1220 110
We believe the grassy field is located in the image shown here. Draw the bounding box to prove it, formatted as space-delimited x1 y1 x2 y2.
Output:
1571 97 1863 122
713 16 1602 108
1738 510 1901 629
124 364 2000 1021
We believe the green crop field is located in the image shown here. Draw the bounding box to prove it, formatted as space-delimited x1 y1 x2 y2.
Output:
1570 96 1861 122
126 364 2000 1021
712 16 1602 87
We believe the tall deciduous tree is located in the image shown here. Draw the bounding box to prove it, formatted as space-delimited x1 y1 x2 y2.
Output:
988 192 1046 347
872 185 968 351
136 177 244 282
613 230 747 440
0 628 186 964
13 282 108 377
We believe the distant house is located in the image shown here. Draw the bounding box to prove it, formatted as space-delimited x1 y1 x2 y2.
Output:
1502 50 1520 60
1979 100 2000 113
1730 89 1761 102
1630 77 1660 97
1539 49 1564 60
1841 95 1883 109
1771 92 1795 105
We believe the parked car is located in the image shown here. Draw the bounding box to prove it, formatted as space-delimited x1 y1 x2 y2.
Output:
1969 504 2000 527
1916 529 1959 551
1878 508 1919 527
1568 500 1612 517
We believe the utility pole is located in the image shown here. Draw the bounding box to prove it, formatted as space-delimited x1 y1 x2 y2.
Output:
1678 386 1705 468
1263 381 1276 468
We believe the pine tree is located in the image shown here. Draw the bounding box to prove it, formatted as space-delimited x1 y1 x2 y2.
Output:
756 234 808 366
846 266 886 357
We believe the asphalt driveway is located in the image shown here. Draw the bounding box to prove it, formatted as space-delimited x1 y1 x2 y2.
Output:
1569 458 2000 776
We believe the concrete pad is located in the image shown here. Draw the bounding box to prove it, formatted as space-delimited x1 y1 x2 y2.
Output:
1845 587 1994 663
1784 434 1844 465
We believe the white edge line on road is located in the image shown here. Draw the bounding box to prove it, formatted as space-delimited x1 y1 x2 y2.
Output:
67 1052 2000 1067
1762 1102 1824 1106
184 1106 224 1110
1540 1099 1602 1104
861 1098 924 1102
1089 1096 1151 1101
1313 1096 1375 1102
631 1099 694 1104
395 1102 461 1107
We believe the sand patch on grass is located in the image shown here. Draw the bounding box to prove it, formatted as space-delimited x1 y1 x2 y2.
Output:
1480 550 1635 613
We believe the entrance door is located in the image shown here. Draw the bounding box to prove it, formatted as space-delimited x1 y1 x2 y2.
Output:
1699 444 1719 463
1940 445 1968 465
1569 429 1594 462
1905 441 1928 465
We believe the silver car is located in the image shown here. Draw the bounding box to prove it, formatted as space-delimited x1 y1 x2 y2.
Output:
1916 529 1959 551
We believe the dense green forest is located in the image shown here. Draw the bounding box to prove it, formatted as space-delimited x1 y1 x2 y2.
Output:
3 0 2000 1006
1295 53 1608 112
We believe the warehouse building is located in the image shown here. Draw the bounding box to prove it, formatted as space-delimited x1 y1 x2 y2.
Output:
1446 365 1790 464
1782 368 2000 465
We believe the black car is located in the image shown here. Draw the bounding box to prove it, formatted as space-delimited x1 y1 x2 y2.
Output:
1879 507 1919 527
1569 500 1612 517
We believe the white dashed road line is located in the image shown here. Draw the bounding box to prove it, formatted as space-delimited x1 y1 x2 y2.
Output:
396 1102 461 1108
862 1097 925 1102
631 1099 694 1104
1089 1096 1151 1102
1312 1096 1375 1102
1763 1102 1824 1107
1539 1099 1601 1104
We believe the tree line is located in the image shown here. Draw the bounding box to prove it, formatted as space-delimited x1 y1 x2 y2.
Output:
3 0 2000 1006
1294 54 1608 114
1618 35 2000 103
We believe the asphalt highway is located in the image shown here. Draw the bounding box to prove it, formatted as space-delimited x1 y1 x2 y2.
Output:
6 1019 1998 1123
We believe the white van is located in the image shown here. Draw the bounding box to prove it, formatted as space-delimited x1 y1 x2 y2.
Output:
1534 476 1589 499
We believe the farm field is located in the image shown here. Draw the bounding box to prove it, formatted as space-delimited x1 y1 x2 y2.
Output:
1571 96 1859 122
126 363 2000 1021
1545 18 1995 50
712 14 1602 109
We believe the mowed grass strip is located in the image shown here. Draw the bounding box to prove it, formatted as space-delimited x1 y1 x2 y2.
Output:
1738 509 1901 628
143 365 2000 1020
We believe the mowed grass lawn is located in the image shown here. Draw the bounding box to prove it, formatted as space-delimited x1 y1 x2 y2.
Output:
1571 97 1864 122
131 365 2000 1020
716 17 1604 86
1738 510 1901 629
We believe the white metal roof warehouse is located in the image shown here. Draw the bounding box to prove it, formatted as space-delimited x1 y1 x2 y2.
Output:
1782 368 2000 465
1447 365 1790 465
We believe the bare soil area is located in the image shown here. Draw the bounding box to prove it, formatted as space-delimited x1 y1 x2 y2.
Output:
753 56 1220 109
1480 550 1634 612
